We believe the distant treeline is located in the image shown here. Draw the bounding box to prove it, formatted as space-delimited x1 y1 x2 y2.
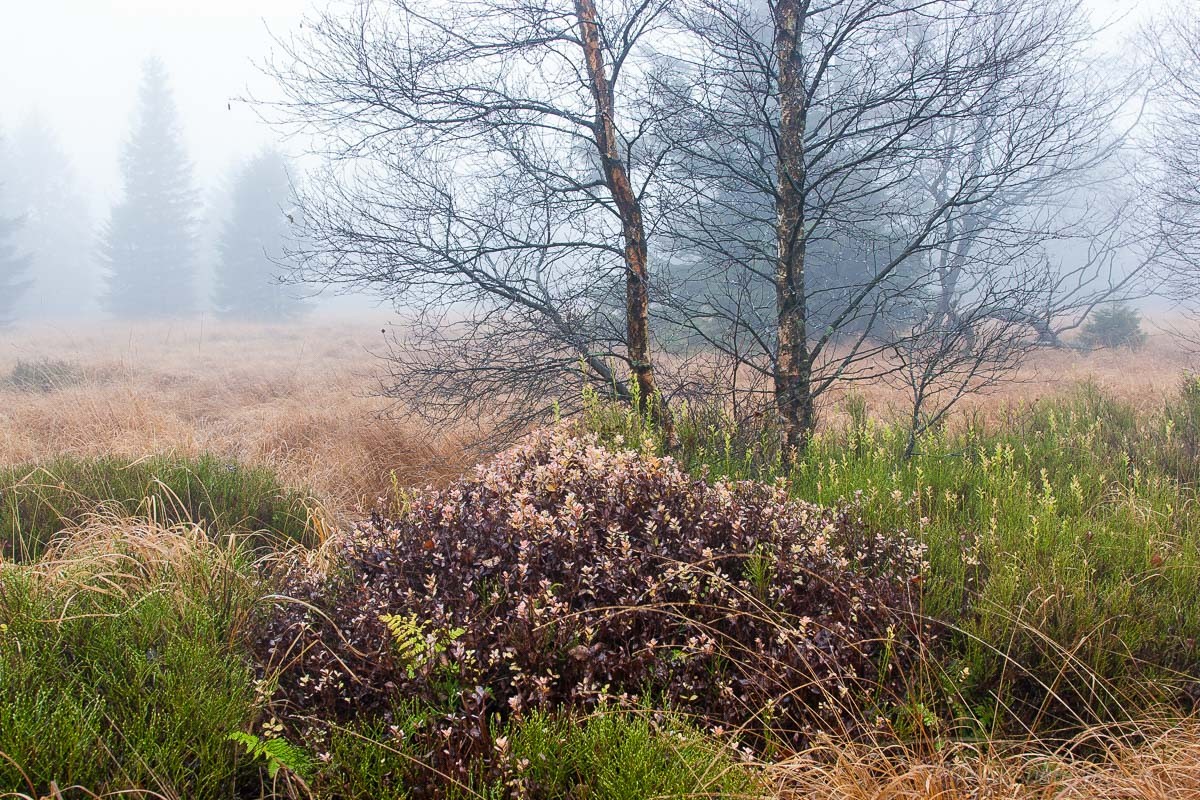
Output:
0 57 307 326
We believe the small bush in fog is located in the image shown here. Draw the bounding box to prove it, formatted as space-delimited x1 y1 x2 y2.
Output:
1078 304 1147 351
256 427 926 782
2 358 85 393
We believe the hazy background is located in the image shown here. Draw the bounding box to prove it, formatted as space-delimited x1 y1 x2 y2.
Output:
0 0 300 201
0 0 1172 320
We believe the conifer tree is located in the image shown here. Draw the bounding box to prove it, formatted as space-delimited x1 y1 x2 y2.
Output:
0 131 30 328
213 149 308 320
5 116 94 317
101 57 198 317
0 198 30 328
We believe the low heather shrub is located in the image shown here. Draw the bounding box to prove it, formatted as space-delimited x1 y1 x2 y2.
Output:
256 429 926 786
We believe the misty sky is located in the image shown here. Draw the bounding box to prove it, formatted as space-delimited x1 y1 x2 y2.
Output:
0 0 1171 214
1 0 302 207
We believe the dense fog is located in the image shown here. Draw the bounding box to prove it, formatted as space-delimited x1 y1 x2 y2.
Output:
0 0 350 320
0 0 1180 327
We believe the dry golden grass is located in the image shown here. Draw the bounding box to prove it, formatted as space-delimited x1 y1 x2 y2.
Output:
772 722 1200 799
0 315 480 508
813 322 1196 430
23 514 253 621
1 314 1193 506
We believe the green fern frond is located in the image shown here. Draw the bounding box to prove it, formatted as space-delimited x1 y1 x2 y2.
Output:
380 612 431 677
380 613 466 679
228 731 313 780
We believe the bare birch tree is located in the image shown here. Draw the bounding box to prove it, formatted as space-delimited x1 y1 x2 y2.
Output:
265 0 674 437
653 0 1145 455
1147 3 1200 313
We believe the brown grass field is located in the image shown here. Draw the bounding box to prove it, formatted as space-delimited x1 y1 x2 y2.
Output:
0 314 1191 503
0 314 481 509
2 314 1199 798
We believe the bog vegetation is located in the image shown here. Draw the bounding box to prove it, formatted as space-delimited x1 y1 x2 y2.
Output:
2 326 1200 798
1 0 1199 795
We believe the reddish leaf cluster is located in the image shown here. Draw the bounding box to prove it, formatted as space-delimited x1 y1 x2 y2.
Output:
255 429 925 768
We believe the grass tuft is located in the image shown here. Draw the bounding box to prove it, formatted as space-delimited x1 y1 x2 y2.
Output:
0 518 266 797
315 708 763 799
0 454 324 562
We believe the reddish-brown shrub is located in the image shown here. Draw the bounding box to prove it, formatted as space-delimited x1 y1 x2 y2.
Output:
255 428 926 765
